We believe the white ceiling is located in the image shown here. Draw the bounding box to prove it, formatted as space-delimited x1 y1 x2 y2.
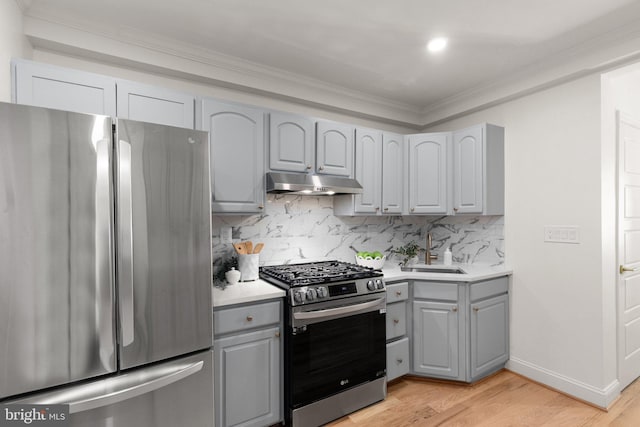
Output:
19 0 640 122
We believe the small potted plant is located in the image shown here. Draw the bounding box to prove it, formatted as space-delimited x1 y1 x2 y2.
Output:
391 241 424 267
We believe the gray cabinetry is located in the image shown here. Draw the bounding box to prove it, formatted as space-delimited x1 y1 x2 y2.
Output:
116 80 195 128
382 132 405 214
385 282 410 381
406 132 449 214
316 120 354 177
452 124 504 215
269 111 314 173
201 99 265 213
410 276 509 383
354 127 382 214
213 300 282 427
12 59 116 116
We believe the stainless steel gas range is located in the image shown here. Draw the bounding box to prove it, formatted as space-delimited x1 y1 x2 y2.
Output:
260 261 387 427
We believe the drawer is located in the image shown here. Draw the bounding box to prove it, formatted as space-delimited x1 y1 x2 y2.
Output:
413 281 458 301
386 282 408 303
470 277 508 302
386 337 409 381
214 300 281 336
386 302 406 340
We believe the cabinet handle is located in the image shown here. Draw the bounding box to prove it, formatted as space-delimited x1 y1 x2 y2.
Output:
246 315 253 321
318 166 324 171
453 207 459 212
620 265 640 274
375 207 380 212
393 318 400 324
275 331 280 338
306 165 312 170
384 207 389 212
411 208 415 212
258 205 264 210
452 306 458 312
396 358 403 364
395 291 402 297
473 307 479 313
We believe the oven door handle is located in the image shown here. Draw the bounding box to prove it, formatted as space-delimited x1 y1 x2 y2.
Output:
293 298 385 321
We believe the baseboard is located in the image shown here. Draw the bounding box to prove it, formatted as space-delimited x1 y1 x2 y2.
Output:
506 357 621 409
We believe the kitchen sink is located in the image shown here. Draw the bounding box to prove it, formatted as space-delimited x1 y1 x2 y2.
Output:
400 266 467 274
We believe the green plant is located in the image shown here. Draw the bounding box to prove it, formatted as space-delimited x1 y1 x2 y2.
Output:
391 241 424 266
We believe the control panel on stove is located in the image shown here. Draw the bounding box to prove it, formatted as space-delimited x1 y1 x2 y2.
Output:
289 277 385 306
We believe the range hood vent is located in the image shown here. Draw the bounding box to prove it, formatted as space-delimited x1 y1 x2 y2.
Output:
266 172 363 195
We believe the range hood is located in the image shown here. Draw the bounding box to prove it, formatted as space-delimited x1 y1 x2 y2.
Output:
266 172 363 195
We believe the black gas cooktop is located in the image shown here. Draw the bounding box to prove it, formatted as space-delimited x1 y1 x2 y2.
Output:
259 260 383 288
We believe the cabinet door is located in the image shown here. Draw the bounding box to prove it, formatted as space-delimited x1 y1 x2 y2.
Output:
382 133 404 214
201 100 265 213
269 112 314 173
214 327 281 427
354 127 382 213
413 300 460 379
116 81 194 128
470 294 509 380
316 121 354 177
13 59 116 116
453 125 483 214
407 133 448 214
386 337 410 382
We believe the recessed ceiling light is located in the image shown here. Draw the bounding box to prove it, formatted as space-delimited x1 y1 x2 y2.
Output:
427 37 448 53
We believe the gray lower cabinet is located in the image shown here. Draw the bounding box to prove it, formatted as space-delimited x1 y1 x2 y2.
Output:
213 300 282 427
388 276 508 383
385 282 410 381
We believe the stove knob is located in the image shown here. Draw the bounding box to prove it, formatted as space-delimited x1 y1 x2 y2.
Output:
375 279 384 290
306 288 317 301
366 280 375 291
294 291 304 303
316 287 328 298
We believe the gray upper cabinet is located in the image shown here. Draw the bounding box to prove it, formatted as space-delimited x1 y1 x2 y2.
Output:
333 129 404 216
316 120 354 177
382 132 405 214
201 99 265 213
269 111 314 173
12 59 116 116
452 124 504 215
407 132 449 214
354 127 382 214
116 81 195 128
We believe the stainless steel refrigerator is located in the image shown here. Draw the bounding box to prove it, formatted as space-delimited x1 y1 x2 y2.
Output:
0 102 214 427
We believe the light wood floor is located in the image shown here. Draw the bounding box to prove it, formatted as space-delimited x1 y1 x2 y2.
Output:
326 371 640 426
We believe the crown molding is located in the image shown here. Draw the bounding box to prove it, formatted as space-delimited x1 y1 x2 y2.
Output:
13 0 31 13
22 12 423 128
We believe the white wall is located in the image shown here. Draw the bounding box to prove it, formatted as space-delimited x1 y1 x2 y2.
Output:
427 75 619 406
0 1 32 102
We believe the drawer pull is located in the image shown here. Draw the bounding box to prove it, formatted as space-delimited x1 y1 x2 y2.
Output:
452 306 458 312
275 331 280 338
395 291 402 297
396 358 403 364
393 318 400 324
473 307 479 313
246 315 253 321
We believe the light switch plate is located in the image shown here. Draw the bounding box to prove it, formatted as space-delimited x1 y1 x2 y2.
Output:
544 226 580 244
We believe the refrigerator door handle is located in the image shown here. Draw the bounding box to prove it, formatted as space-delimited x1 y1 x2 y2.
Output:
12 360 205 414
68 361 204 413
118 138 135 346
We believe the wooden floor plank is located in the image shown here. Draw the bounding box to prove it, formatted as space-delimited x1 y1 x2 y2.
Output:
325 371 640 427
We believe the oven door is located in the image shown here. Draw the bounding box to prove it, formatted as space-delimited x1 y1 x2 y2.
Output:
288 294 386 408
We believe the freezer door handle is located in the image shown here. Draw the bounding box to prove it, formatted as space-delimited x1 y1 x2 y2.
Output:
117 138 135 346
11 360 204 414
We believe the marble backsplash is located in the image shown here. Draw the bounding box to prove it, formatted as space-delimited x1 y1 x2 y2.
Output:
211 194 504 280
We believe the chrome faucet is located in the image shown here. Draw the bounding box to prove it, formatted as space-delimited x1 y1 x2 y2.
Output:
425 232 438 265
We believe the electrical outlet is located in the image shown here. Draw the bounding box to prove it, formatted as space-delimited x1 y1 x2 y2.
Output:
220 226 232 243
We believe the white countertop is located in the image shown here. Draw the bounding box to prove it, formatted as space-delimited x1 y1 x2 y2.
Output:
212 263 511 308
382 263 512 283
213 279 286 308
